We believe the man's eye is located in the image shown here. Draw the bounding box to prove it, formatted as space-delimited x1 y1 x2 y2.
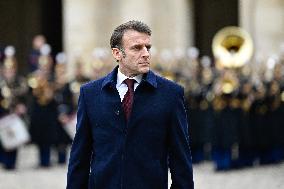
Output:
133 46 143 51
132 45 151 51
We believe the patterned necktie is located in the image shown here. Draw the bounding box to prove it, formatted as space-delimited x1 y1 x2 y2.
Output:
122 78 135 121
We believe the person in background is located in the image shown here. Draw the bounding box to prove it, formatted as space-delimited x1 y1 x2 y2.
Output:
28 35 46 73
53 52 74 164
0 46 28 170
28 44 58 167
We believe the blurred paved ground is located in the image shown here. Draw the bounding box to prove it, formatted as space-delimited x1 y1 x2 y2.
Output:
0 145 284 189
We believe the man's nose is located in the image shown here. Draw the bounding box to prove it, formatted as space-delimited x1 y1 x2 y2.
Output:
141 47 150 58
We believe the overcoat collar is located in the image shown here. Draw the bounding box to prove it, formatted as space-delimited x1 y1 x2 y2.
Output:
101 66 157 90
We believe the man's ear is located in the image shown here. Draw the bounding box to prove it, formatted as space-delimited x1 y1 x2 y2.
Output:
112 48 121 62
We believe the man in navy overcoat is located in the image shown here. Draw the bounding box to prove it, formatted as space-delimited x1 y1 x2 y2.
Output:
67 20 194 189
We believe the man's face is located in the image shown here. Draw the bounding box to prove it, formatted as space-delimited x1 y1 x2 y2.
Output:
113 30 151 77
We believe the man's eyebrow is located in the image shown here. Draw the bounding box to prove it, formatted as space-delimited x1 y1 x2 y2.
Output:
131 44 152 49
130 44 142 49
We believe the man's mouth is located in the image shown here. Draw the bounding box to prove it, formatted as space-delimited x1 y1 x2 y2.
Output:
139 62 150 65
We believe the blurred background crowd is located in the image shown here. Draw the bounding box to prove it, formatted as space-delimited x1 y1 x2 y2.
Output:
0 34 284 172
0 0 284 179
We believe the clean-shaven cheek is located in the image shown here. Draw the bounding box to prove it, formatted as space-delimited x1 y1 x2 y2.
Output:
138 64 150 73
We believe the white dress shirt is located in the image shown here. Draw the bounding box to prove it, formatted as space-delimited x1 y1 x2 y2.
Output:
116 68 142 102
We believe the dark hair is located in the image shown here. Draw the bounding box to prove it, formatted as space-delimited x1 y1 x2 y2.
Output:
110 20 152 49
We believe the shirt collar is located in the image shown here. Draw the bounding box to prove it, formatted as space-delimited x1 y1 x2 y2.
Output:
117 68 143 87
101 66 157 89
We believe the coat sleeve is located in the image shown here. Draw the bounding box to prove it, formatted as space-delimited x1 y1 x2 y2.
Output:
66 87 93 189
168 87 194 189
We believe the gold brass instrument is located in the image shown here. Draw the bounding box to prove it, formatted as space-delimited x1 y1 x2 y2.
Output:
213 69 239 95
212 26 254 95
0 84 12 109
212 26 253 68
70 81 81 94
28 72 54 106
28 46 55 106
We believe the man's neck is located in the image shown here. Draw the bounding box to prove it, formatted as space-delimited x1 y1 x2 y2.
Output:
118 67 138 78
117 68 142 85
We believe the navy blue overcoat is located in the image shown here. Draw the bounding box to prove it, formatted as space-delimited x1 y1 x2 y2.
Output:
67 67 194 189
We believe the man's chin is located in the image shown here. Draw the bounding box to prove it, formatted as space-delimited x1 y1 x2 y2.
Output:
139 67 150 74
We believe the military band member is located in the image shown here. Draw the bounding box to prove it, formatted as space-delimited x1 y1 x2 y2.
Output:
235 80 254 168
211 70 240 171
54 52 74 164
250 82 268 164
28 44 58 167
266 80 283 163
0 46 28 170
272 63 284 162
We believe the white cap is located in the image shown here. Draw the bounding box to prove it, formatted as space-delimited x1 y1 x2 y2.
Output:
187 47 199 59
201 56 211 67
40 44 51 55
266 55 278 70
4 46 15 57
56 52 67 64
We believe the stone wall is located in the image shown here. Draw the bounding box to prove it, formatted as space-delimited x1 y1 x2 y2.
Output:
63 0 194 76
239 0 284 61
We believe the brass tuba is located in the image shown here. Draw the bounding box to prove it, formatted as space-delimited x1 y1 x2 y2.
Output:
212 26 253 68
